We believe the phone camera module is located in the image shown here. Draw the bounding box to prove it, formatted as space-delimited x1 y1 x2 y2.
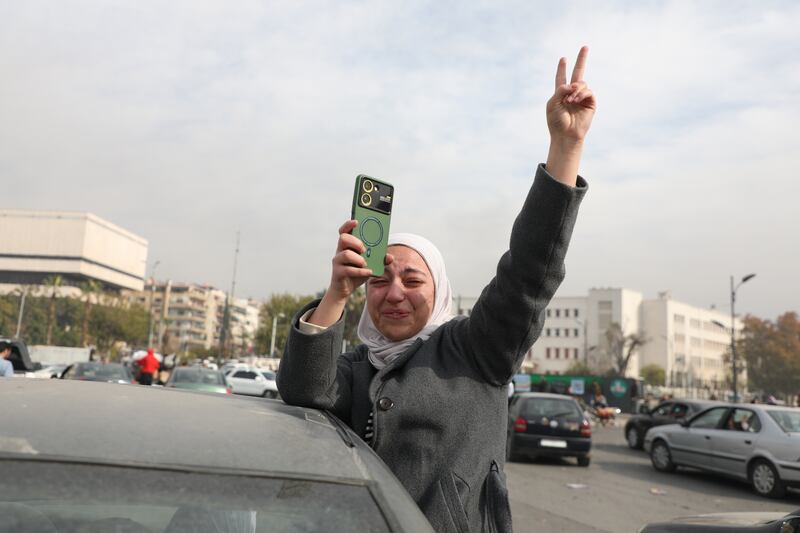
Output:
361 193 372 206
362 179 374 193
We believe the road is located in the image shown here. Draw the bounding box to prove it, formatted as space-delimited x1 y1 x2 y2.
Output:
505 418 800 532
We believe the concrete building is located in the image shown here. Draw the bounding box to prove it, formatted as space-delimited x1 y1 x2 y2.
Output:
0 209 148 291
131 282 260 355
453 288 743 396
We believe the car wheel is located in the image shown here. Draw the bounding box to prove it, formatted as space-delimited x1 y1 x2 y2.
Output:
750 459 786 499
506 433 521 462
626 426 643 449
262 390 277 399
650 440 676 473
577 455 591 467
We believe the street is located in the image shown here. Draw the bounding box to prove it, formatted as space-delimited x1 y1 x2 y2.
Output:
506 418 800 532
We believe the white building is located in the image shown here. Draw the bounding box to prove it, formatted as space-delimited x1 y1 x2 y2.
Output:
0 209 148 291
453 288 742 395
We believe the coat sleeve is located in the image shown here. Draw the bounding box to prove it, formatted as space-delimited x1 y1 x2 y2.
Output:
276 299 355 424
453 164 587 386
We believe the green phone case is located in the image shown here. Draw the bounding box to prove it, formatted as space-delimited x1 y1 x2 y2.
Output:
351 174 394 276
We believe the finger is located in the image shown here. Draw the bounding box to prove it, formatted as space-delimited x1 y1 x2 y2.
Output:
384 253 395 265
570 45 589 84
336 249 368 268
573 88 595 106
341 266 373 279
338 220 358 235
566 86 589 103
338 232 366 254
564 81 586 103
555 57 567 90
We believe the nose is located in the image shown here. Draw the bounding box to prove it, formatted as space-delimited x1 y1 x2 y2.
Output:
385 279 405 303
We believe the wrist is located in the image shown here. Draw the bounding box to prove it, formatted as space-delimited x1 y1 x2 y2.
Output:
548 137 584 156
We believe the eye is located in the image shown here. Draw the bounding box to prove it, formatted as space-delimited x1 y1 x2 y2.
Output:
369 278 388 286
404 278 425 287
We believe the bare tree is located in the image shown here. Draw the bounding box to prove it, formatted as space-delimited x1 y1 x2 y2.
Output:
604 322 647 377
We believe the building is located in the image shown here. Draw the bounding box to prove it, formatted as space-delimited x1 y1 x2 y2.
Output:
131 281 260 355
453 288 743 396
0 209 148 291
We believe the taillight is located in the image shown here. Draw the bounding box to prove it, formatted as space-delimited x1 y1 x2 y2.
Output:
514 416 528 433
580 420 591 437
226 387 232 395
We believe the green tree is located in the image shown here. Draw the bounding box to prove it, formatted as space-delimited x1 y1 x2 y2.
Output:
640 364 666 386
565 360 592 375
740 312 800 399
79 280 103 346
255 293 316 356
90 302 149 358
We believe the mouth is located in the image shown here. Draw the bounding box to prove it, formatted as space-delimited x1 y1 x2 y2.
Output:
381 310 410 320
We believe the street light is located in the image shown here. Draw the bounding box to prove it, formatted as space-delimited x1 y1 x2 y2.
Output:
715 273 756 403
269 313 286 357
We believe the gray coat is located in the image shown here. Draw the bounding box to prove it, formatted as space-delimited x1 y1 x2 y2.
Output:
278 164 587 533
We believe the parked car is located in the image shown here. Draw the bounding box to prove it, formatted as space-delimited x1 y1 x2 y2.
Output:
0 379 434 532
61 362 134 384
165 366 231 394
640 508 800 532
645 403 800 498
506 392 592 466
225 367 279 398
0 337 34 375
625 399 718 449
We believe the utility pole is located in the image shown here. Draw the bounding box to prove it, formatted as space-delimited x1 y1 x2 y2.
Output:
15 287 27 338
219 231 240 358
726 273 755 403
270 312 286 356
147 260 160 348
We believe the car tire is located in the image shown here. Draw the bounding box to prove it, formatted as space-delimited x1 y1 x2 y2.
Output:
262 390 277 399
626 426 643 449
577 455 591 467
650 440 676 473
505 434 521 462
750 459 786 499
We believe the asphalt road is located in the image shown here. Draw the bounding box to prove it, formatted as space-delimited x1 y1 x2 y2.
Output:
505 418 800 532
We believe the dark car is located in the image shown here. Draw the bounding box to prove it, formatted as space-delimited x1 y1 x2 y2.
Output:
60 362 134 384
0 380 434 532
507 392 592 466
640 509 800 532
0 337 34 374
166 366 231 395
625 399 718 449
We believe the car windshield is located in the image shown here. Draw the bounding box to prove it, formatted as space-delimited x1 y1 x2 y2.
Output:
524 398 583 422
172 368 225 386
76 364 130 380
260 371 276 380
767 410 800 433
0 460 390 532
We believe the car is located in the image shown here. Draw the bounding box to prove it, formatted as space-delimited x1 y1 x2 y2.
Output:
0 379 434 532
625 399 719 449
165 366 231 394
639 508 800 532
0 337 35 376
506 392 592 466
225 367 279 398
60 362 135 384
644 403 800 498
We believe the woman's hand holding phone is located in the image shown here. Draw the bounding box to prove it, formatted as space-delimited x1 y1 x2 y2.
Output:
307 220 394 328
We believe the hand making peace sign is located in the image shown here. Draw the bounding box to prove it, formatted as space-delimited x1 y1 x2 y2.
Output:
547 46 596 144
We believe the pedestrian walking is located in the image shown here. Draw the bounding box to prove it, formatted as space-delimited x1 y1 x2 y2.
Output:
136 348 160 385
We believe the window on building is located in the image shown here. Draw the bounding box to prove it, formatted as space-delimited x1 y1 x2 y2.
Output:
555 329 560 337
546 348 551 359
574 309 579 317
690 318 702 328
674 314 685 324
565 309 570 318
564 329 570 337
545 328 551 336
574 328 579 337
546 309 551 317
555 348 560 359
555 309 561 318
575 348 580 359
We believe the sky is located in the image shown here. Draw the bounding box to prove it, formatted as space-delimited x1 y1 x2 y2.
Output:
2 1 798 320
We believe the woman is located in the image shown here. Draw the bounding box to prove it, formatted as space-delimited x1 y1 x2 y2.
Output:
278 47 595 533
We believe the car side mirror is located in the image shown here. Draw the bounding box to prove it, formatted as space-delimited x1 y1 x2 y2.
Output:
680 418 690 428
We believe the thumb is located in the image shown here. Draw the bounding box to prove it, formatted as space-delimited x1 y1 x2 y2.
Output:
553 83 573 101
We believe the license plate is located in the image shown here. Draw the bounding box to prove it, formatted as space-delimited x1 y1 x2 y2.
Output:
540 439 567 448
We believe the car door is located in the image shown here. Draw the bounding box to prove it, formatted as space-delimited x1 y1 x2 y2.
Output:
669 406 730 468
649 402 675 429
228 370 257 395
711 408 761 479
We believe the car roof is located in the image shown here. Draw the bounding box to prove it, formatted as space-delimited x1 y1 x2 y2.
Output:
0 380 375 483
515 392 579 401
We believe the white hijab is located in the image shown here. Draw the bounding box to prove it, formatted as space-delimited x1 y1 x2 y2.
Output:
358 233 454 370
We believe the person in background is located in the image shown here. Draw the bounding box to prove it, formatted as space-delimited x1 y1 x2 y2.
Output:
136 348 160 385
0 341 14 377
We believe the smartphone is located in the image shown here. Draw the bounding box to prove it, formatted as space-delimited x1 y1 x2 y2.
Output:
351 174 394 276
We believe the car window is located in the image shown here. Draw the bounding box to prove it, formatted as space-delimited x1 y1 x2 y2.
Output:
690 407 728 429
232 370 251 379
652 402 673 417
0 461 391 533
260 371 276 380
767 410 800 433
724 408 761 432
671 403 689 419
523 398 583 422
172 369 224 385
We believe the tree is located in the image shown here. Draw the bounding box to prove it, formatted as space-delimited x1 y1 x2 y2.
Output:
740 312 800 399
79 280 103 346
565 360 592 375
255 293 316 356
603 322 647 377
44 275 63 344
640 364 666 386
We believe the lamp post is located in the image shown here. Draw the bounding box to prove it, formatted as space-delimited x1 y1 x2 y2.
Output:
575 318 591 367
15 287 27 338
269 313 286 356
714 273 755 403
147 260 160 348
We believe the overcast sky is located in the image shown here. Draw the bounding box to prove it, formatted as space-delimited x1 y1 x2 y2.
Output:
2 1 798 320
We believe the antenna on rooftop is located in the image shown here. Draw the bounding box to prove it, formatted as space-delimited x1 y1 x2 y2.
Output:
219 230 241 358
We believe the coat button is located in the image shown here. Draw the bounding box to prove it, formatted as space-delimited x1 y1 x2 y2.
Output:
378 397 394 411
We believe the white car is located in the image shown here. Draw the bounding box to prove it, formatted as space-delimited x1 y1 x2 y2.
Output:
225 367 279 398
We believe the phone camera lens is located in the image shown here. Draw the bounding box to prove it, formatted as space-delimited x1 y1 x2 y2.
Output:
361 193 372 206
362 180 374 193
